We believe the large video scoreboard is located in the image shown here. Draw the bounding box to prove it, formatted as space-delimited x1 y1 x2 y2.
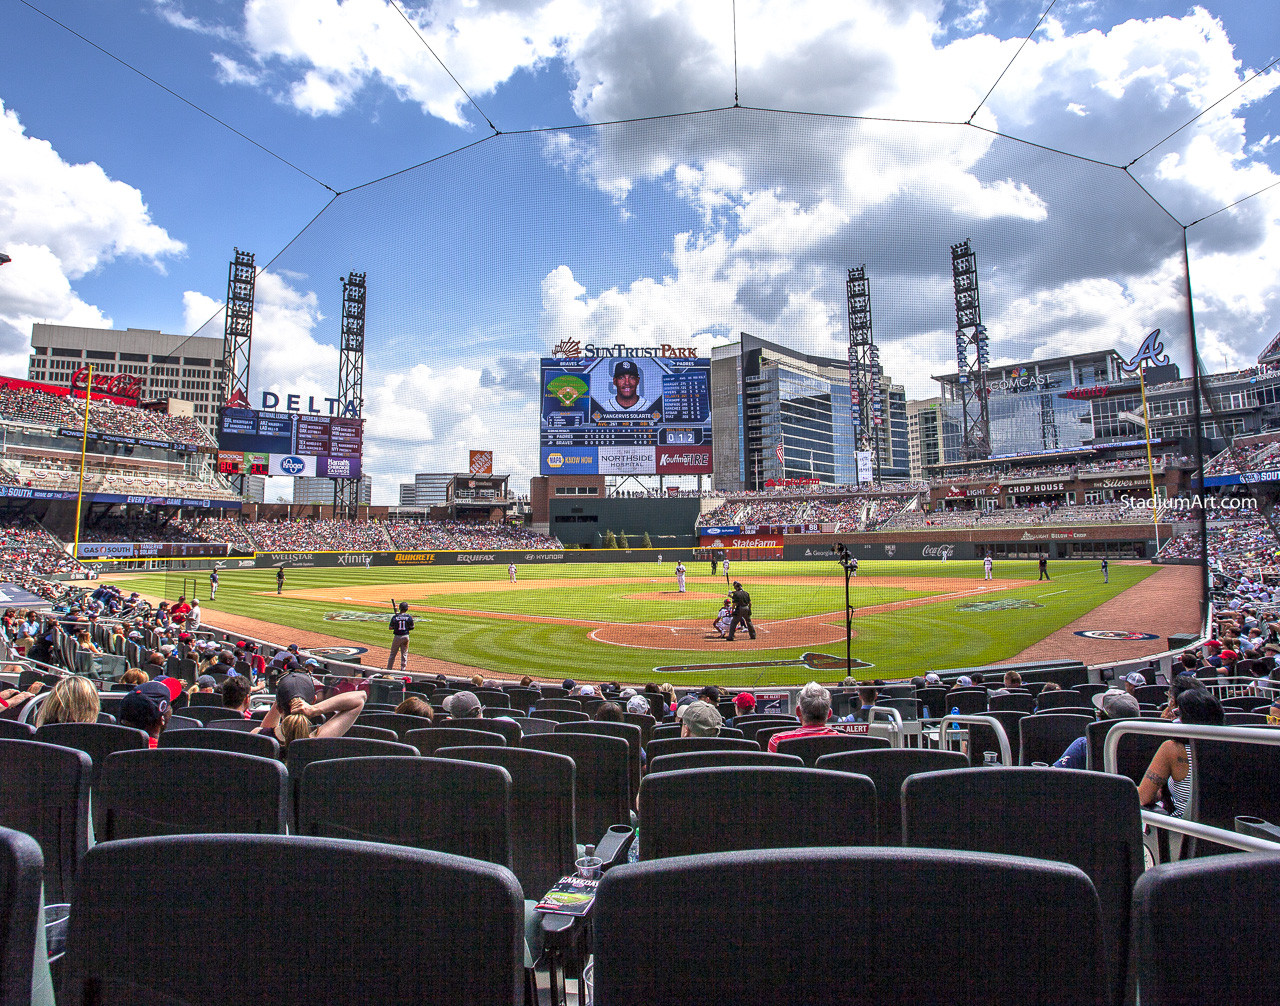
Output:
540 355 712 475
217 408 363 479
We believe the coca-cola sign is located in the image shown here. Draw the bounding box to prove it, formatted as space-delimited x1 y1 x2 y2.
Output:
70 367 142 402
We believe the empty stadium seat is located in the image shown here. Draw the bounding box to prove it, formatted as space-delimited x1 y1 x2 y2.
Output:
61 835 526 1006
159 726 280 759
647 750 804 775
0 739 90 904
774 733 889 765
523 733 630 844
407 727 506 756
1019 713 1093 766
0 824 52 1006
592 847 1108 1006
815 747 969 845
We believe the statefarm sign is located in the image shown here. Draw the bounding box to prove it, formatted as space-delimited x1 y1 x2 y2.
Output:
700 534 784 548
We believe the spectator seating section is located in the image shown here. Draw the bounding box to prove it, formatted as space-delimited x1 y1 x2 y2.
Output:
592 847 1108 1006
1132 854 1280 1006
814 748 969 845
522 733 630 844
96 748 288 840
638 767 877 860
0 740 90 905
61 834 526 1006
0 825 53 1006
902 767 1143 1006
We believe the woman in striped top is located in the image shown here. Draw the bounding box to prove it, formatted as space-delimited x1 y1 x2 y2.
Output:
1138 689 1224 817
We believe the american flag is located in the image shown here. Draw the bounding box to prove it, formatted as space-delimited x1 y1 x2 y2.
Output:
775 440 784 465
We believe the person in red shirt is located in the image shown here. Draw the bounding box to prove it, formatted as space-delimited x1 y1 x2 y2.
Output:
170 596 192 623
768 681 839 752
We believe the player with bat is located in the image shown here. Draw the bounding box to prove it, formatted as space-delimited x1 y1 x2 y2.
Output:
386 599 415 671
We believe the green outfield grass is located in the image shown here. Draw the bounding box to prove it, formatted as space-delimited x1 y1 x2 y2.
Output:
111 559 1162 685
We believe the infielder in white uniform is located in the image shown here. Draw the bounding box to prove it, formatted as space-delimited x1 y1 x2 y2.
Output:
508 562 517 583
984 555 993 580
675 561 686 592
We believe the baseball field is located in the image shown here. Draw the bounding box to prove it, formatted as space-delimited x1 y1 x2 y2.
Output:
110 557 1199 685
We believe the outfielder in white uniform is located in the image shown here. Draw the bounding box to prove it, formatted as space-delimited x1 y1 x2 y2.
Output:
984 555 993 580
508 563 517 583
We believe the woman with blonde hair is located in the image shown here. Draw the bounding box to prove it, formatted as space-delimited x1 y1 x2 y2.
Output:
35 675 101 726
76 628 101 654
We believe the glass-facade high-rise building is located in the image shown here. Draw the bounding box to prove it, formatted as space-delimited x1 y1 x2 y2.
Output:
932 350 1126 461
711 333 908 490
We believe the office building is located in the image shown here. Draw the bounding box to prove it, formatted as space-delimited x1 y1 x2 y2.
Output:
29 324 224 436
293 475 371 505
710 332 909 490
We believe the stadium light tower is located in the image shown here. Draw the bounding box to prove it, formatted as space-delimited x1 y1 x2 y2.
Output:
334 271 366 517
220 248 256 495
950 240 992 460
846 265 883 483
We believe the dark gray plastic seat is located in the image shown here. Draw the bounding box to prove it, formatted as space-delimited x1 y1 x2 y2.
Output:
0 825 49 1006
62 834 525 1006
298 756 512 867
646 736 760 761
159 726 280 759
284 736 419 825
774 733 889 765
447 717 523 744
355 712 433 740
966 711 1027 766
511 716 558 735
1133 854 1280 1006
902 766 1142 1006
814 748 969 844
0 739 89 905
592 847 1107 1006
527 708 589 724
343 724 401 743
98 748 287 840
407 727 506 756
647 750 804 775
35 721 151 839
205 717 261 731
1036 688 1086 710
639 766 876 860
0 721 34 740
523 733 630 844
179 705 246 725
555 721 642 804
434 746 576 898
1019 713 1093 766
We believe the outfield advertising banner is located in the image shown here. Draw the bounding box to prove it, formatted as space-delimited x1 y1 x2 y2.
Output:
77 542 244 559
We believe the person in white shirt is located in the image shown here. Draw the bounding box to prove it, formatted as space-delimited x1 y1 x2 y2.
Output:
607 360 649 411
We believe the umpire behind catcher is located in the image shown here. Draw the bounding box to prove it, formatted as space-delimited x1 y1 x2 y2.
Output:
727 581 756 641
387 601 415 671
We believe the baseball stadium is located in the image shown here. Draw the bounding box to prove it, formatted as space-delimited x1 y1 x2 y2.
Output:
4 1 1280 1003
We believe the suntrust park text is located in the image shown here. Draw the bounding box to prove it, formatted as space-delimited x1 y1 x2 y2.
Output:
581 344 699 358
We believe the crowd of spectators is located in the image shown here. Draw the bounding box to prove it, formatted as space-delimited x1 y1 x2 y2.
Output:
386 520 561 550
0 387 215 447
1204 440 1280 477
0 516 88 579
247 519 392 551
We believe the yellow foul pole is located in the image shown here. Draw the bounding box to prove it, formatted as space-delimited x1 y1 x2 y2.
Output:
73 365 92 568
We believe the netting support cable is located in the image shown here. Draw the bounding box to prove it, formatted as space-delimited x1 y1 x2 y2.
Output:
17 0 337 194
1185 177 1280 228
966 0 1058 125
385 0 500 135
1125 54 1280 169
732 0 740 107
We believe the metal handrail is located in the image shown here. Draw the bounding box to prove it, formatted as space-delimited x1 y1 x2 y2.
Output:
1103 720 1280 854
936 714 1012 767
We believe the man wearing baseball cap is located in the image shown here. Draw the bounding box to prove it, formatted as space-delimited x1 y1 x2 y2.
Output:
607 360 649 412
1122 671 1147 696
119 679 177 748
679 700 723 738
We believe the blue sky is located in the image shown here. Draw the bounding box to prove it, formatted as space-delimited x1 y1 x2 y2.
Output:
1 0 1277 500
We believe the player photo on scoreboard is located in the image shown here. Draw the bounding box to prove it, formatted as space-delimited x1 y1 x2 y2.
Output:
590 358 663 418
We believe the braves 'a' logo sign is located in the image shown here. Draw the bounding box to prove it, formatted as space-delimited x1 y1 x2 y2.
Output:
1121 329 1171 373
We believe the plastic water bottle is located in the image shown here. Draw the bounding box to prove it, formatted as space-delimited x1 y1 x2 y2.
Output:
948 706 960 730
922 705 930 720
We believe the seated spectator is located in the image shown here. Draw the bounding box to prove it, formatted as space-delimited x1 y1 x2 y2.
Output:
594 701 624 723
394 695 434 720
678 700 723 738
33 676 99 727
1137 689 1224 817
1122 671 1146 696
444 691 482 720
121 667 150 685
1053 690 1139 769
1003 670 1022 690
0 680 44 717
1162 673 1205 721
119 679 178 748
626 694 652 716
470 673 485 689
222 676 253 718
841 685 879 723
259 671 365 753
767 682 838 752
728 691 755 725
